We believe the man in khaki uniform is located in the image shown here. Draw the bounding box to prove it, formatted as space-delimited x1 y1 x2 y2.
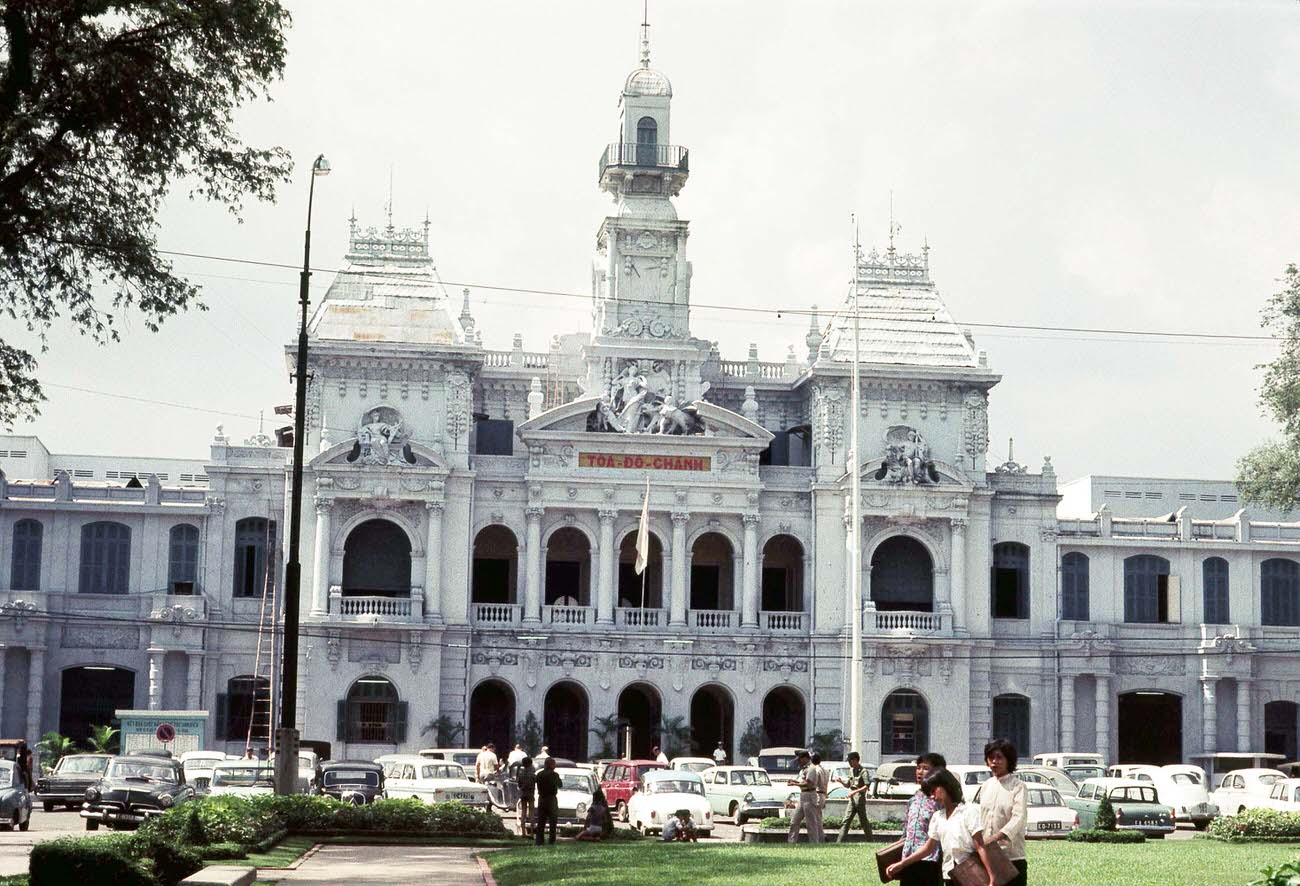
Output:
785 749 826 843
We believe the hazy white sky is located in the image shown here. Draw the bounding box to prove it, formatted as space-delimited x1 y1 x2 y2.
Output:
8 0 1300 482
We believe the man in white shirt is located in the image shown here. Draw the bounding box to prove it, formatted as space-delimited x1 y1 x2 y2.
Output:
712 743 727 765
474 743 499 782
653 745 668 765
506 743 527 768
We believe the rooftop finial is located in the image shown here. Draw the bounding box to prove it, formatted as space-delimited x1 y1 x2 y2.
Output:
888 190 901 256
385 167 394 233
639 0 651 68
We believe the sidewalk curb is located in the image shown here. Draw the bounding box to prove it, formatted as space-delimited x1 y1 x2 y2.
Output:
474 852 499 886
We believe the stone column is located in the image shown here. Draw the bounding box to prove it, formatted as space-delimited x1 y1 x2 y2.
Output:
670 512 689 626
25 648 43 744
523 507 543 623
187 653 203 710
741 514 760 628
424 502 444 623
1202 678 1218 756
310 499 333 616
1096 674 1111 763
0 651 7 732
950 519 967 633
1061 675 1076 751
1237 680 1252 752
596 509 617 625
147 650 162 710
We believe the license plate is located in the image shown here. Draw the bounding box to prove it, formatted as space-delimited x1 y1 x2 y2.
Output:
1037 821 1061 830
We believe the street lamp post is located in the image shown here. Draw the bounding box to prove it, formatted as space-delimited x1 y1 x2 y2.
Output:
275 153 330 797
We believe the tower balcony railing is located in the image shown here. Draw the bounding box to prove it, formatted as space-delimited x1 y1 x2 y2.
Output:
599 142 689 179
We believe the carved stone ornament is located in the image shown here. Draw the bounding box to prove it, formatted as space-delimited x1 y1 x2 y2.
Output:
873 425 940 485
63 625 139 649
618 655 665 670
691 658 738 672
348 406 417 466
151 604 203 640
963 391 989 465
587 360 702 435
408 634 424 673
326 633 342 671
1115 654 1185 676
0 599 39 632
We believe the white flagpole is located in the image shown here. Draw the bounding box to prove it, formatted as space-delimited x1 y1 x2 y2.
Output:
636 475 651 613
849 215 864 757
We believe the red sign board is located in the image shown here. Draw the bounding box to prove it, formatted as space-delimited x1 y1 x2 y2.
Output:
578 452 711 472
155 723 176 743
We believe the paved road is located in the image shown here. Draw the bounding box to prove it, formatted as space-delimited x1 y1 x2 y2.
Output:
275 845 485 886
0 807 90 876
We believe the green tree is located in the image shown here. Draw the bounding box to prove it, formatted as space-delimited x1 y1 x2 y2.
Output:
1095 795 1117 831
36 731 77 773
85 724 119 754
810 728 844 760
0 0 293 423
515 711 543 754
420 716 464 747
589 714 627 759
1237 264 1300 510
657 715 692 757
738 717 766 759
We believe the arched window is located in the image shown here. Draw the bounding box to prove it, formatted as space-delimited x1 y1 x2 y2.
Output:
1061 552 1089 621
1124 554 1172 624
233 518 277 599
341 519 412 597
168 524 200 595
339 677 406 744
79 521 131 595
870 536 934 612
992 694 1031 757
991 542 1029 620
1203 557 1230 625
10 519 42 591
881 690 928 755
1262 558 1300 627
216 675 269 742
472 526 518 605
636 116 658 166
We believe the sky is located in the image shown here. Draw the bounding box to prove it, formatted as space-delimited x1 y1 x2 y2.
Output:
7 0 1300 483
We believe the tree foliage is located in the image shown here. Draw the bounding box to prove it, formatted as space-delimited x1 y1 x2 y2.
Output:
420 715 464 748
738 717 766 759
1095 795 1117 831
1238 265 1300 510
85 724 119 754
36 730 77 772
589 714 627 759
657 715 691 757
515 711 542 754
0 0 293 423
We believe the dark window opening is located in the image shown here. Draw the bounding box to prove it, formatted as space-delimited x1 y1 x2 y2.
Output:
882 690 928 756
222 676 270 742
233 518 276 599
474 418 514 456
341 519 412 597
690 565 720 610
619 532 663 609
79 521 131 595
338 677 406 744
760 426 812 467
168 524 200 595
1203 557 1230 625
991 542 1029 620
10 519 42 592
992 694 1031 757
1124 554 1174 624
1061 552 1089 621
762 687 806 749
870 536 934 612
1262 559 1300 627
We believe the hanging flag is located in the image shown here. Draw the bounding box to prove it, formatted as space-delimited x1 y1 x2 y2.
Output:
635 476 651 575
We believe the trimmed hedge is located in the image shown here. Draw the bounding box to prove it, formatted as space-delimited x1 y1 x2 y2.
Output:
29 836 155 886
1068 827 1146 844
1208 808 1300 841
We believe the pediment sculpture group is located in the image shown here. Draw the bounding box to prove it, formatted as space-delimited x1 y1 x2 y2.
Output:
588 360 706 435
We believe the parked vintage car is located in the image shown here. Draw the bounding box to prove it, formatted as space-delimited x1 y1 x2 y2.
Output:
314 760 385 805
268 750 319 794
669 756 716 774
750 747 804 780
601 759 668 821
700 765 788 823
417 748 482 773
947 765 993 803
1109 765 1217 828
870 761 920 799
1033 752 1107 784
976 782 1076 838
1210 768 1287 816
37 753 112 811
207 762 276 797
548 766 600 824
626 769 713 837
82 751 194 831
1017 766 1080 798
0 759 32 831
825 762 877 799
178 751 230 795
382 756 491 810
1066 778 1175 837
1263 777 1300 812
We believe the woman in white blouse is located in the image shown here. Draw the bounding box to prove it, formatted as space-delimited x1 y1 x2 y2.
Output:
980 739 1029 885
886 768 997 886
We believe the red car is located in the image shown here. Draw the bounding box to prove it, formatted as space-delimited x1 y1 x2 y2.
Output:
600 759 668 821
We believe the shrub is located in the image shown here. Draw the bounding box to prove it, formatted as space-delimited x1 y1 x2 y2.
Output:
138 838 202 886
194 842 248 861
1249 859 1300 886
1208 808 1300 840
29 836 156 886
1095 796 1117 831
138 795 275 848
1068 828 1145 844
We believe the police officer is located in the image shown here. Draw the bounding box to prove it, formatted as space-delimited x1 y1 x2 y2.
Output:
786 749 825 843
835 751 873 841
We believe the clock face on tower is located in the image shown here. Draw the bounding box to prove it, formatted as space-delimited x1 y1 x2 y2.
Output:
623 254 665 301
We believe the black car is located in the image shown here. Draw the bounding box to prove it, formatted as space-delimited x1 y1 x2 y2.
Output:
37 753 112 811
314 760 385 805
81 751 194 830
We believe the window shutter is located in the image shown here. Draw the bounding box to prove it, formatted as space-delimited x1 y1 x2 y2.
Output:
214 693 228 741
337 700 348 742
394 702 409 743
1166 575 1181 623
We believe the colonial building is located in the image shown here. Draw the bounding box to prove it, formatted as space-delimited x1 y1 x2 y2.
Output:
0 31 1297 770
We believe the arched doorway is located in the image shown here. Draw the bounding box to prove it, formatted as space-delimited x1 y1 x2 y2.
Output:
544 528 591 606
342 519 411 597
870 537 934 612
762 686 806 749
59 666 135 744
761 535 804 612
690 685 734 760
543 681 588 761
617 530 663 609
690 532 735 611
881 689 929 756
472 526 518 604
1118 691 1182 764
618 683 662 759
1266 701 1299 761
469 680 516 755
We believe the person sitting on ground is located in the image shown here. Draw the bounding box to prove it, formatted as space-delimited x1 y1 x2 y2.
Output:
661 808 698 842
575 788 611 842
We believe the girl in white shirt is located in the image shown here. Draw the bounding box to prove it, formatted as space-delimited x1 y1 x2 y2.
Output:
887 768 997 886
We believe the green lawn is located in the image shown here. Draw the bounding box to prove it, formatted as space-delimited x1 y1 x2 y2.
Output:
486 839 1297 886
241 834 317 869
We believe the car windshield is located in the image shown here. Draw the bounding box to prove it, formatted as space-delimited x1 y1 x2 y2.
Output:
1170 773 1202 785
58 756 109 774
649 779 704 795
212 768 273 787
1259 775 1282 786
730 770 771 786
757 755 800 772
452 754 478 767
883 766 918 783
962 771 989 784
107 761 178 783
420 764 466 780
1066 766 1106 781
323 770 379 787
561 774 595 792
1109 786 1157 803
1065 758 1100 767
1029 789 1064 807
676 761 712 773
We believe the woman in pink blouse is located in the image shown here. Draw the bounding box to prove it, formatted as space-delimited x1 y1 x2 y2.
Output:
894 752 946 886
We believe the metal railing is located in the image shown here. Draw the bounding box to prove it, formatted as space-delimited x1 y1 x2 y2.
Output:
599 142 689 178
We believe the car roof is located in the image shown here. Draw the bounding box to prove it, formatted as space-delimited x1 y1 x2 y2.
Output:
705 765 765 771
382 754 439 764
1082 778 1151 789
1222 768 1287 778
321 760 384 769
608 759 665 766
757 747 805 755
671 756 714 763
180 751 226 759
644 768 702 781
556 766 591 776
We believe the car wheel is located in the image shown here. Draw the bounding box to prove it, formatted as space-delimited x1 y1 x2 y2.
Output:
729 802 739 820
616 801 627 822
85 820 99 831
42 802 54 813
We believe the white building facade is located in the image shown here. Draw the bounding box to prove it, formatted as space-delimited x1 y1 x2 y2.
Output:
0 37 1297 769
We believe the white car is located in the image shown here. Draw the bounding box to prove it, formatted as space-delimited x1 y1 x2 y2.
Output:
1017 766 1080 798
1034 753 1107 784
1210 768 1287 816
1108 764 1217 827
1264 778 1300 812
179 751 231 794
207 762 276 797
947 765 993 803
669 756 716 774
383 755 491 810
417 748 482 775
976 783 1077 838
627 769 713 836
548 767 600 824
700 765 789 823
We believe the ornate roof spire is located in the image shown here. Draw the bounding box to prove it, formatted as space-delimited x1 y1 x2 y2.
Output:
640 0 651 68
